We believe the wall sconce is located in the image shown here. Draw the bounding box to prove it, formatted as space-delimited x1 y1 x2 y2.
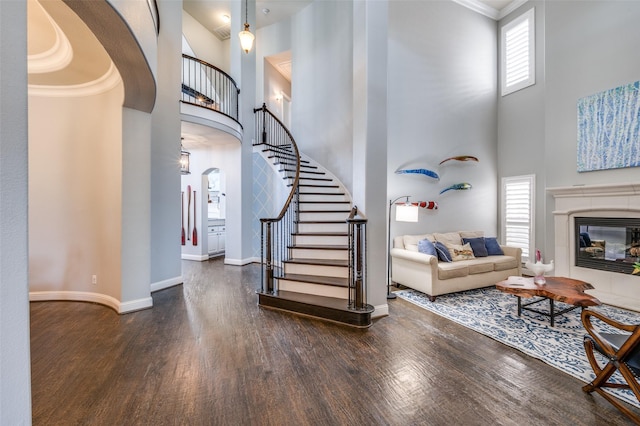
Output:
180 138 191 175
238 0 254 54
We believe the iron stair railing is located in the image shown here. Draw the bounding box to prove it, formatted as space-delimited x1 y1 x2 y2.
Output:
254 104 300 293
181 54 240 124
347 206 368 310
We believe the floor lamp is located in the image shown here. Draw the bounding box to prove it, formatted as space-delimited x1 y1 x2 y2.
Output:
387 196 419 299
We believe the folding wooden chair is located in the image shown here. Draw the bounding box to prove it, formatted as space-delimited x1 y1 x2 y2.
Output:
581 309 640 424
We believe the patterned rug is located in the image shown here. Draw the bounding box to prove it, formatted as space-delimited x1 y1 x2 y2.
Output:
395 286 640 409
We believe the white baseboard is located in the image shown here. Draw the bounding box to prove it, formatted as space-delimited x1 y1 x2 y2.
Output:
151 275 183 293
119 297 153 313
181 253 209 261
29 290 153 314
224 257 255 266
372 304 388 318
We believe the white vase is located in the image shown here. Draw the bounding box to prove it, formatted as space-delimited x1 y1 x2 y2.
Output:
525 260 554 284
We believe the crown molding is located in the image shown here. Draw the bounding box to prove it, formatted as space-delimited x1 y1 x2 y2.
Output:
452 0 499 20
28 3 73 74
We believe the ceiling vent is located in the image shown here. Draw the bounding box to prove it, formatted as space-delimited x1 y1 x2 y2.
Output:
213 24 231 41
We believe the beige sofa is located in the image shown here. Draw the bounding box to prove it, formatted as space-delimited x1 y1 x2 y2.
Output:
390 231 522 301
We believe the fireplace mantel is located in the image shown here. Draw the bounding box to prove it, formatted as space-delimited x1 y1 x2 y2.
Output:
548 182 640 312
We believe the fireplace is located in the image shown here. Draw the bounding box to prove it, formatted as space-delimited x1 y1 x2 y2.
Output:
548 183 640 312
575 216 640 274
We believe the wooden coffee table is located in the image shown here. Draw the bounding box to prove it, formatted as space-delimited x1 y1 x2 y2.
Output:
495 276 602 327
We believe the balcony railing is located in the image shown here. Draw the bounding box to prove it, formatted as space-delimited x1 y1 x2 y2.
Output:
181 54 240 123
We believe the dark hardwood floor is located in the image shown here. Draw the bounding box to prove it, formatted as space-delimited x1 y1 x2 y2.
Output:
31 258 635 425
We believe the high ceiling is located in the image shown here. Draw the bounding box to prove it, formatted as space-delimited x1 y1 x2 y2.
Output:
183 0 524 40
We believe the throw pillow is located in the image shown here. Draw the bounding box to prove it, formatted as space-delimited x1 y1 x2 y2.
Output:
434 241 452 262
433 232 462 247
403 233 435 252
445 242 476 261
462 237 488 257
459 230 484 239
484 237 504 256
417 239 437 256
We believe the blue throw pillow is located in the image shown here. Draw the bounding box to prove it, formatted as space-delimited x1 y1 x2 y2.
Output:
418 239 437 256
484 237 504 256
434 241 452 262
462 237 488 257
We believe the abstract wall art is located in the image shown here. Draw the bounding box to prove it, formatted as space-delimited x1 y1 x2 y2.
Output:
577 81 640 172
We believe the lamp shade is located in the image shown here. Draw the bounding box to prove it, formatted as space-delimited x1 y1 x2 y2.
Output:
395 204 419 222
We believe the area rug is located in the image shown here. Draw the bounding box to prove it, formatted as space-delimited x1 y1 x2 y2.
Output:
395 287 640 409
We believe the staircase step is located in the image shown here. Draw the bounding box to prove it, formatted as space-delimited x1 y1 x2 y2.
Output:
298 211 350 221
297 221 348 233
299 184 339 189
268 155 310 164
292 232 349 245
299 201 351 212
283 258 348 277
257 290 373 328
288 244 349 260
274 161 317 169
296 177 333 182
281 169 326 175
299 192 346 196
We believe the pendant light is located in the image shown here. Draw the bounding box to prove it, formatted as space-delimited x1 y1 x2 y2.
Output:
180 138 191 175
238 0 254 54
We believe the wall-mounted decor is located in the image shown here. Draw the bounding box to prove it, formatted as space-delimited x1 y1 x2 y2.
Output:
395 168 439 180
439 182 472 195
577 81 640 172
439 155 479 165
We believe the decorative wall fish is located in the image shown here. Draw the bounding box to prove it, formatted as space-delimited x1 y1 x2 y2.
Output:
395 168 440 180
439 182 472 195
439 155 479 165
414 201 438 210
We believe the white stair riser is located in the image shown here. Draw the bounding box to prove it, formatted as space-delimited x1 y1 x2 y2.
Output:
277 280 349 299
299 202 351 212
294 235 348 245
298 211 350 221
298 222 348 233
284 263 348 278
299 194 348 202
289 248 348 260
297 186 342 194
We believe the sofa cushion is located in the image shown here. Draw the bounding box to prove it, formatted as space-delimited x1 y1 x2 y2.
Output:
437 263 469 279
462 237 489 257
434 232 462 246
403 233 435 252
434 241 452 262
450 258 495 274
417 239 437 256
459 231 484 239
445 242 475 261
485 237 504 256
492 255 518 271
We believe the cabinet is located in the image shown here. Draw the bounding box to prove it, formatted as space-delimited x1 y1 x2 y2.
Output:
208 220 225 257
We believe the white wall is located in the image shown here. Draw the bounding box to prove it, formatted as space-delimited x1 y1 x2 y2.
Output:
1 0 32 421
498 1 640 259
29 86 124 301
150 0 182 290
264 60 291 120
291 0 354 193
256 19 292 107
497 2 546 252
182 10 230 73
388 1 498 238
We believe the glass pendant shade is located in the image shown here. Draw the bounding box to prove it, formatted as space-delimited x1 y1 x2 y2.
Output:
239 23 254 54
180 148 191 175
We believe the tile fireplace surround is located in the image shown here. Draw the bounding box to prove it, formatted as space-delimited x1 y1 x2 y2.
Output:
548 182 640 312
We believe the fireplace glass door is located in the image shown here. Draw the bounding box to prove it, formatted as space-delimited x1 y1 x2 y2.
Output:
575 217 640 274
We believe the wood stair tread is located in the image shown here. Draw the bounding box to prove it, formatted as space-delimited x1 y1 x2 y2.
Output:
295 220 347 224
275 273 348 287
299 192 345 196
299 184 339 188
292 232 348 236
288 244 349 250
284 258 348 267
298 210 351 213
298 200 351 204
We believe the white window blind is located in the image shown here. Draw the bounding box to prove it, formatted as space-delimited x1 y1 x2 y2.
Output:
501 8 535 96
501 175 535 262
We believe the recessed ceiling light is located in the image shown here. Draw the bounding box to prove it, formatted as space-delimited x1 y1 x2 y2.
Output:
222 14 230 23
262 8 270 15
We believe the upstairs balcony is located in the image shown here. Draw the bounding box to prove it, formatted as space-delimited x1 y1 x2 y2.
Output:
180 54 242 142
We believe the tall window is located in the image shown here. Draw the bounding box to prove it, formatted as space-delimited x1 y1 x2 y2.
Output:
501 8 535 96
501 175 535 262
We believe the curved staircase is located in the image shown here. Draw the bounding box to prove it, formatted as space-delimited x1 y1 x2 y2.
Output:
253 105 373 327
